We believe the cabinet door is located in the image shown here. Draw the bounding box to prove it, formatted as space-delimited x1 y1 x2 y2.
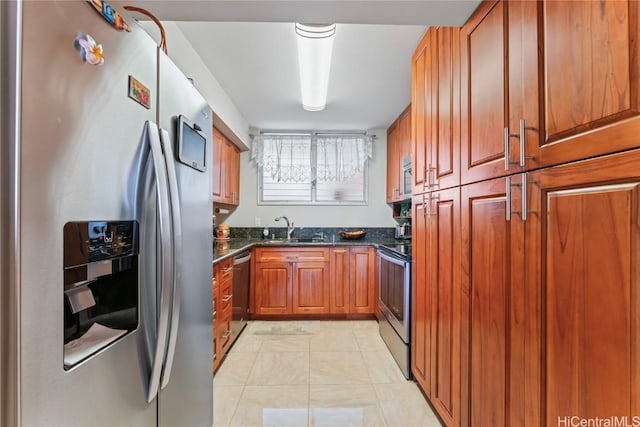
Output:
292 261 330 314
212 127 224 201
412 28 436 193
330 248 350 313
460 176 522 427
432 27 461 191
401 106 412 199
386 124 399 202
526 150 640 425
254 262 291 315
399 106 412 172
429 187 461 426
411 194 432 395
461 1 513 185
228 142 240 205
349 247 377 314
220 139 234 204
524 0 640 168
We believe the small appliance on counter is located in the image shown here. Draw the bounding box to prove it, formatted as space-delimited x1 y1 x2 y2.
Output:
395 222 411 240
215 224 230 240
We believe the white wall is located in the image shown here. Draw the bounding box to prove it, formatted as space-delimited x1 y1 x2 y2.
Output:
139 21 250 148
218 129 395 228
137 18 395 228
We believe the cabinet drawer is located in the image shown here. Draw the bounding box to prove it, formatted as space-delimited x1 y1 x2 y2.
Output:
215 315 232 353
255 247 329 262
219 277 233 313
215 258 233 282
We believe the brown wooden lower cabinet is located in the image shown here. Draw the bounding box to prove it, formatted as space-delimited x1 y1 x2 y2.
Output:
455 148 640 426
292 261 330 314
429 187 461 426
252 246 376 317
526 150 640 425
213 258 233 372
412 189 461 426
348 247 377 314
254 262 291 315
412 194 432 396
460 176 518 427
329 247 350 313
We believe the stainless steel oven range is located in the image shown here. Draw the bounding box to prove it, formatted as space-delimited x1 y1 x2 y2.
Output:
377 243 411 379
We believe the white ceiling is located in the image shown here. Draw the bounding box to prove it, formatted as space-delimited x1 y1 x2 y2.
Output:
132 1 481 131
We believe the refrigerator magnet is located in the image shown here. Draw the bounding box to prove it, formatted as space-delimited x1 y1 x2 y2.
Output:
73 33 105 66
86 0 131 32
128 76 151 109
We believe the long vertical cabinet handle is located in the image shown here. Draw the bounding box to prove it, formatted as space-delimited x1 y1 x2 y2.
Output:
506 176 511 221
142 121 173 403
519 119 535 167
422 193 428 218
159 128 182 389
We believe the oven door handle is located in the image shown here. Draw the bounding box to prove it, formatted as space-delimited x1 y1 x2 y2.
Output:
378 250 407 267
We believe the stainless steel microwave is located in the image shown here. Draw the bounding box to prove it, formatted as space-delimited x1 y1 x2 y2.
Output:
401 155 412 198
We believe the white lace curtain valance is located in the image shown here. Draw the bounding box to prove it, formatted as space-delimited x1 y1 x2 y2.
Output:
251 134 373 183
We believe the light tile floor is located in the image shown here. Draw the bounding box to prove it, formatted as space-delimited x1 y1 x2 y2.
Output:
213 320 442 427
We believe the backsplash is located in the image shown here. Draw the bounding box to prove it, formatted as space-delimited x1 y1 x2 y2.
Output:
229 227 395 241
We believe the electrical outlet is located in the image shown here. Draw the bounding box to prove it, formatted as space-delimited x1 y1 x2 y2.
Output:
254 217 261 226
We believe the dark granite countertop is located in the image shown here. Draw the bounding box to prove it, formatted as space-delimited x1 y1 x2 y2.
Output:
212 237 406 264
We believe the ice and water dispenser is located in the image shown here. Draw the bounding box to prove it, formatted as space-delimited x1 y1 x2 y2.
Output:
63 221 139 370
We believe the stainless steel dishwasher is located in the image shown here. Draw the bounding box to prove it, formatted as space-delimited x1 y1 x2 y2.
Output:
231 251 251 342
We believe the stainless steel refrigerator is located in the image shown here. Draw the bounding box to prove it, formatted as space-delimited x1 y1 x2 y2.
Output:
0 1 213 425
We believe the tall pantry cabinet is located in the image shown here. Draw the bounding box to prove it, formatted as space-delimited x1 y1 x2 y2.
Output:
410 0 640 426
411 25 462 427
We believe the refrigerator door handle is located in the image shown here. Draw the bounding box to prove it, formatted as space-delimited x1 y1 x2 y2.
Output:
143 121 174 403
159 127 182 389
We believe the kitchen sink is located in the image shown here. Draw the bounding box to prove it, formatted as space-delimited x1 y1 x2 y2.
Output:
262 238 324 244
296 238 322 243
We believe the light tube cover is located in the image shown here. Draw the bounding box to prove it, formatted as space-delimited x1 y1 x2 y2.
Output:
295 23 336 112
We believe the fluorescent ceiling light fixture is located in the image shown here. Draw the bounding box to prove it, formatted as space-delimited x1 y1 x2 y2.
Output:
295 23 336 112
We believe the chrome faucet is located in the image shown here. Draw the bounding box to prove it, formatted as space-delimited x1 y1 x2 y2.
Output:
274 215 295 240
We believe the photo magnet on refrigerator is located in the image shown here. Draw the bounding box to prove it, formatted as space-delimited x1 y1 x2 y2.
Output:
86 0 131 32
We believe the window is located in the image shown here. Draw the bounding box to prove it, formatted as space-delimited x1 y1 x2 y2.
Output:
252 133 372 205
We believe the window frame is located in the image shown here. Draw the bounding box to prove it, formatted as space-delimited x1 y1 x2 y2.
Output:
257 133 370 206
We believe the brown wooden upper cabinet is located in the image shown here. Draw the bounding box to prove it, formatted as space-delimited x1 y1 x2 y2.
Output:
212 127 240 205
412 27 460 195
386 123 399 202
461 0 640 185
387 106 411 203
412 28 434 194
